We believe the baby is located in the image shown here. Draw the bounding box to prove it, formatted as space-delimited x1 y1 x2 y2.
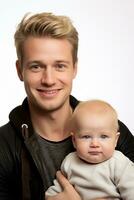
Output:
46 100 134 200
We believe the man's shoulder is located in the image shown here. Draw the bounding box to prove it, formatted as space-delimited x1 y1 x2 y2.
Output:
70 95 79 110
0 122 12 135
0 122 17 145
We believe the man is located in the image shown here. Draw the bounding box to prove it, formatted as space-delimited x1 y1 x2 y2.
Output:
0 12 134 200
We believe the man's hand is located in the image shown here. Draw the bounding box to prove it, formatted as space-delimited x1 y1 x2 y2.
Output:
45 171 81 200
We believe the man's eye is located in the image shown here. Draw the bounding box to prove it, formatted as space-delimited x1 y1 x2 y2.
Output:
29 64 41 72
55 64 66 71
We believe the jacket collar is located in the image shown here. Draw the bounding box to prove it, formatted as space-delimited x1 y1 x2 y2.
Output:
9 98 34 139
9 95 79 140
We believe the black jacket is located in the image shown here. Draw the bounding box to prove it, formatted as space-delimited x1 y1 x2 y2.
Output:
0 96 134 200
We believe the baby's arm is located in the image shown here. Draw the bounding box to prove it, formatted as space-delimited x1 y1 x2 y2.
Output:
45 174 62 197
45 172 115 200
45 171 81 200
117 160 134 200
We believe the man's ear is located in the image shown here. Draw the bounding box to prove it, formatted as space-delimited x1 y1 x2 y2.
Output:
115 132 120 147
71 132 76 149
73 61 78 79
16 60 23 81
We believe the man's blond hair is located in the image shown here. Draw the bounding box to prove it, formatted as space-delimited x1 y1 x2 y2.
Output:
14 12 78 64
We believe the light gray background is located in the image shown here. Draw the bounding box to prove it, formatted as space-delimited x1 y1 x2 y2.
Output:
0 0 134 134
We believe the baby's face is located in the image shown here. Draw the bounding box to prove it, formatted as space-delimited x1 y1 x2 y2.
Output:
72 111 119 164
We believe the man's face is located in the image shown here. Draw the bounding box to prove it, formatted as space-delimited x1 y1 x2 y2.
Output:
16 37 77 113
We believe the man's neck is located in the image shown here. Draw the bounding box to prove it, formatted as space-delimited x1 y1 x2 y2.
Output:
29 103 72 141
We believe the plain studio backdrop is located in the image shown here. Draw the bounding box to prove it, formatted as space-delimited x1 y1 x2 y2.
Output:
0 0 134 134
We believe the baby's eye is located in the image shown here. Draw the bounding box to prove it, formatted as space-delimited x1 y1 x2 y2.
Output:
100 135 109 139
81 135 91 139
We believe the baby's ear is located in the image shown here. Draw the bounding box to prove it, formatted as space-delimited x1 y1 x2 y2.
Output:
70 132 74 136
71 132 76 149
116 132 120 139
115 132 120 147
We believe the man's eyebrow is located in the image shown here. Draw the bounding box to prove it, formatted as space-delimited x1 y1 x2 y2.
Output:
26 60 71 65
55 60 70 64
27 60 43 65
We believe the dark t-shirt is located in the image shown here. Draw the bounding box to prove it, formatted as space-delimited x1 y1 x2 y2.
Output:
37 135 75 191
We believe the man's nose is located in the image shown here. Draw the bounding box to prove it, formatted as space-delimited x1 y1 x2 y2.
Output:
41 67 56 85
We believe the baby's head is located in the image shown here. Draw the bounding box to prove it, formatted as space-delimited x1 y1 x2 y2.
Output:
70 100 120 164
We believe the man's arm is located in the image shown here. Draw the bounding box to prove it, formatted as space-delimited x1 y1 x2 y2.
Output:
0 155 15 199
116 120 134 162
